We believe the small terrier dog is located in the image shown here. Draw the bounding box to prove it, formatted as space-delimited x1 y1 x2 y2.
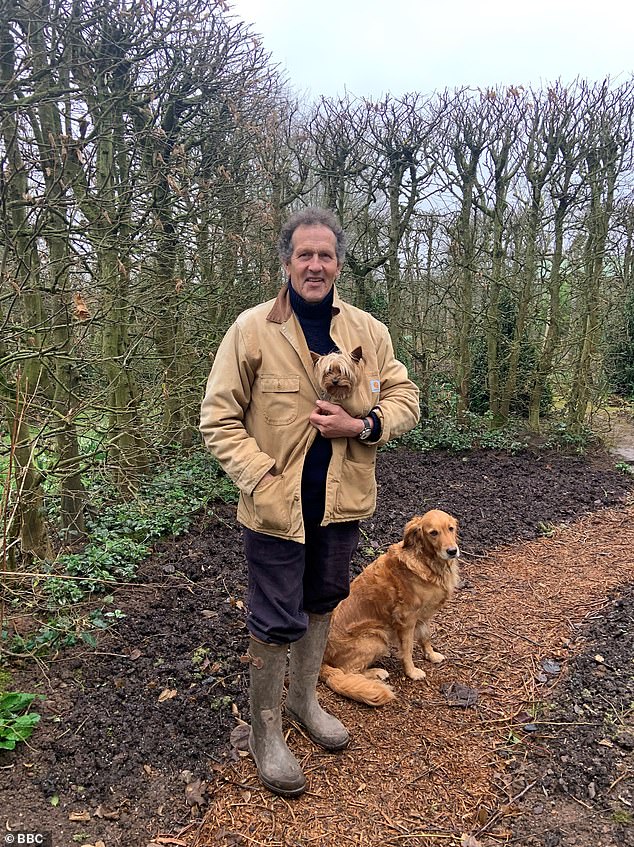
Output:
311 346 362 402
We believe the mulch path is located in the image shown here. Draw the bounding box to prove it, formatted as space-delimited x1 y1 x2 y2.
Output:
180 505 634 847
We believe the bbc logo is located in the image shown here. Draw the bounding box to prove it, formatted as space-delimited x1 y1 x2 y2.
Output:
3 834 52 846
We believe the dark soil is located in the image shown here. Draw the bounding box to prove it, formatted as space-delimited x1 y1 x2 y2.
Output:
1 447 633 847
506 583 634 847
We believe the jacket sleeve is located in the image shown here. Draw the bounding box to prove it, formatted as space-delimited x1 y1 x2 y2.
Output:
367 323 420 447
199 321 275 495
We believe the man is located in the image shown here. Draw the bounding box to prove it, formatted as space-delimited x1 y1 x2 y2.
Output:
200 207 419 796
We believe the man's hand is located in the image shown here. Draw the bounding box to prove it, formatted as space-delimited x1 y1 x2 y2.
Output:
309 400 365 439
254 471 275 491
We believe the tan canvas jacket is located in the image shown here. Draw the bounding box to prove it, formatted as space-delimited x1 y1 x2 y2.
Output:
200 286 420 542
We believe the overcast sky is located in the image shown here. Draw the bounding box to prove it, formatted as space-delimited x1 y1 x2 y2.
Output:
229 0 632 100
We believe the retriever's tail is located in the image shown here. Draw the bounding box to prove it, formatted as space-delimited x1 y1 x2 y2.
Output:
320 664 395 707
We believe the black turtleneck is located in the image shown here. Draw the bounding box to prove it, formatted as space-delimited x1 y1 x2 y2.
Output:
289 282 335 525
288 282 335 355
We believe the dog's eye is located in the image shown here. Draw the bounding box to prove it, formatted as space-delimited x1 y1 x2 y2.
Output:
429 530 439 536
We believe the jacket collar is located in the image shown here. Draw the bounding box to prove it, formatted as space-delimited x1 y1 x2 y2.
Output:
266 283 342 324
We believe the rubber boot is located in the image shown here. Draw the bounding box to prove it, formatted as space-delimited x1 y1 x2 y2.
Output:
247 638 306 797
285 613 350 751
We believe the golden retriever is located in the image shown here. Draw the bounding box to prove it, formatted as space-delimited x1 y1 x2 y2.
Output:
320 509 460 706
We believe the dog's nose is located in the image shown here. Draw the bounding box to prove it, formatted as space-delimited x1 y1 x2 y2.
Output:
446 547 458 558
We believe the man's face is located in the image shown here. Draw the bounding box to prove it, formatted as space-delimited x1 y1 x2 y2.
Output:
285 224 341 303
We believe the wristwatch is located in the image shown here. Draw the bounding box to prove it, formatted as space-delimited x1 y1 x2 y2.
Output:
357 416 373 441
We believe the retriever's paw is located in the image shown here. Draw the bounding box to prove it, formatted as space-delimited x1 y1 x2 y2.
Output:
405 667 427 681
365 667 390 681
426 650 445 664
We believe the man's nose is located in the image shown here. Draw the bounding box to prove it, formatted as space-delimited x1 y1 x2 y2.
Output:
308 253 321 270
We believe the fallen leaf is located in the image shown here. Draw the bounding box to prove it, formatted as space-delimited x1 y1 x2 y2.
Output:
158 688 177 702
441 682 479 707
95 804 120 820
598 738 614 748
129 648 142 661
461 835 482 847
541 659 561 675
201 610 217 619
185 777 207 807
230 723 250 752
594 654 605 664
69 810 91 822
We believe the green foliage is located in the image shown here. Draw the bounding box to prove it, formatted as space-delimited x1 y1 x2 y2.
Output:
615 461 634 475
209 695 233 711
44 539 148 604
469 326 553 418
400 409 527 454
4 451 237 654
6 601 125 655
543 421 595 453
606 288 634 398
0 691 42 750
44 451 236 604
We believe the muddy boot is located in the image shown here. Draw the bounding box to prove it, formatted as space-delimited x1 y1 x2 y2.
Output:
285 613 350 751
247 638 306 797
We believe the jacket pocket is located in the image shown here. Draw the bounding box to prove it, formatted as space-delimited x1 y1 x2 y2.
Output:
336 458 377 516
260 375 300 425
253 474 291 532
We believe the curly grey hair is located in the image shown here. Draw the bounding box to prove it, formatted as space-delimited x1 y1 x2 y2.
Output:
277 207 346 265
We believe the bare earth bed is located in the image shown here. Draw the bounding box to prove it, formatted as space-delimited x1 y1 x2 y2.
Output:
1 446 633 847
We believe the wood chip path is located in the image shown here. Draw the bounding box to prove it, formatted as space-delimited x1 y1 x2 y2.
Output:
162 503 634 847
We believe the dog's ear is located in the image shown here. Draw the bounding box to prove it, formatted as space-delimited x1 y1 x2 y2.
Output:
403 518 423 551
310 350 321 364
350 346 362 363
